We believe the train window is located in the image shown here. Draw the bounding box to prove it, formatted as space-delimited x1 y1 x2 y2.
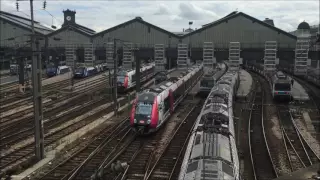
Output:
164 97 170 112
222 161 234 177
135 103 152 116
186 161 198 173
274 83 291 91
75 67 84 73
195 134 201 145
117 76 125 83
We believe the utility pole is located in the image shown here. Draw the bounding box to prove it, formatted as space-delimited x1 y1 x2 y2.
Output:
135 49 141 93
18 57 25 92
113 39 118 116
30 0 44 160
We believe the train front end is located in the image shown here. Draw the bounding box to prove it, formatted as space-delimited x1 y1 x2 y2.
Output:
74 67 86 78
130 92 158 135
46 67 57 77
117 71 129 93
273 82 292 101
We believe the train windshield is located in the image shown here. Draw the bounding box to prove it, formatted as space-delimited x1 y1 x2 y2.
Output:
117 76 125 83
200 80 214 88
75 67 85 73
135 103 153 116
275 83 291 91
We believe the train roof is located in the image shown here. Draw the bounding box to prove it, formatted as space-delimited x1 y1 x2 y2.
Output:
147 68 195 93
118 63 155 75
182 132 236 180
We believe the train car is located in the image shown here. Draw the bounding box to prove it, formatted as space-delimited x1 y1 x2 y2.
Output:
10 64 31 75
154 71 168 84
73 66 98 78
46 65 70 77
271 71 292 100
130 64 204 135
117 63 155 92
199 63 228 97
178 70 240 180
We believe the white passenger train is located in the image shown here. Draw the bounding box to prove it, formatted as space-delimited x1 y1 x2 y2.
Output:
117 63 155 92
199 63 228 97
179 70 240 180
269 71 292 100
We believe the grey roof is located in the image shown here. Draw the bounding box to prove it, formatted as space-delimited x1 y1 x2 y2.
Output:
0 11 54 35
62 23 96 36
298 21 310 30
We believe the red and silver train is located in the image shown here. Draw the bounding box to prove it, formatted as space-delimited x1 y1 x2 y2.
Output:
117 63 155 92
130 64 204 135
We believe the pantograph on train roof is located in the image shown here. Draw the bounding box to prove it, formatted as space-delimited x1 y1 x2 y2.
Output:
184 159 235 180
190 132 232 163
210 86 231 95
198 112 230 135
206 95 228 105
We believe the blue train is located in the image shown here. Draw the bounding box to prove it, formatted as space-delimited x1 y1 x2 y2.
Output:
73 63 108 78
46 65 71 77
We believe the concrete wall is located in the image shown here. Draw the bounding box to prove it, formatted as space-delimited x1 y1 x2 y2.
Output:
92 21 180 48
182 15 296 49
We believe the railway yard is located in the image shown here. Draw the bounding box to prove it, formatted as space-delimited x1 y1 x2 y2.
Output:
0 60 318 180
1 3 320 180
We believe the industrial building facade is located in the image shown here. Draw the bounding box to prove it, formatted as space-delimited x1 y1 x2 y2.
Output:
0 9 318 69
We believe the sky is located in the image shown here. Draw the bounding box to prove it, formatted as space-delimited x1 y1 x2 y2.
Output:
1 0 319 33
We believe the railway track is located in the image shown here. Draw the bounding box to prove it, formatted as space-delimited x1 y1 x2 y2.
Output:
0 73 106 109
0 94 131 178
0 81 109 144
277 105 320 172
0 75 106 113
0 79 154 177
144 100 203 180
35 117 132 180
248 81 277 180
0 93 108 150
102 98 201 180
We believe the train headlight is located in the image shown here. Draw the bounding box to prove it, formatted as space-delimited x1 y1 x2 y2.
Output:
147 119 151 124
134 119 137 123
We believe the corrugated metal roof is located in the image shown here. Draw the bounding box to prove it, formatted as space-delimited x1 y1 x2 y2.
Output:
62 23 96 35
190 11 297 39
0 11 54 35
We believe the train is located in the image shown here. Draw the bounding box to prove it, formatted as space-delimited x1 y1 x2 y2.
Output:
199 63 227 97
248 63 293 101
73 63 109 78
46 65 70 77
117 63 155 92
130 64 204 135
270 71 292 100
9 64 31 75
178 70 240 180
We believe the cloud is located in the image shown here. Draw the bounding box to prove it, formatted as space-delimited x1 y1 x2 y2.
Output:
0 0 318 33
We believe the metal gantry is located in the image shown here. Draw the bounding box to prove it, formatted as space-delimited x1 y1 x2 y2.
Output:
106 41 114 70
177 43 188 70
154 44 165 72
294 38 310 76
263 41 277 73
84 43 94 67
123 42 133 70
228 42 241 69
203 42 216 72
65 44 75 67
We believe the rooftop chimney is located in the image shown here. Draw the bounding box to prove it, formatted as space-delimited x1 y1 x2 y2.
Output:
263 18 274 26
